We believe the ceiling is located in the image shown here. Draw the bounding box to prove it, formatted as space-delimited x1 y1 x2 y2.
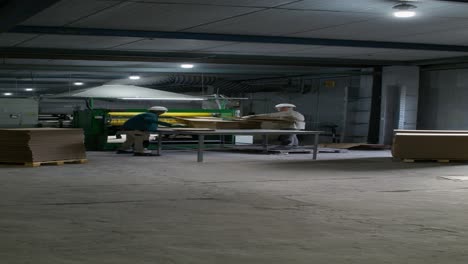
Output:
1 0 468 96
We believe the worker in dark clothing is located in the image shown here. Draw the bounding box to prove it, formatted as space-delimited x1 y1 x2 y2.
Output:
117 106 172 156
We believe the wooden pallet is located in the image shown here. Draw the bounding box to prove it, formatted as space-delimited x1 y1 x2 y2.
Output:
402 159 463 163
0 159 87 167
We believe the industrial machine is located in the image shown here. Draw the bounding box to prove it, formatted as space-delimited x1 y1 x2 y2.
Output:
73 108 236 150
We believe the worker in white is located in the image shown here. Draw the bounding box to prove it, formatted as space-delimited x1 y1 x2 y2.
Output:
243 103 305 146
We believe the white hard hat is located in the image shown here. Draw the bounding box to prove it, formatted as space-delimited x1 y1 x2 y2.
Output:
275 103 296 108
148 106 168 112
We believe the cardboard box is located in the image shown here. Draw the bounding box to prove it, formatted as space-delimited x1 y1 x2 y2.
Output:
392 131 468 160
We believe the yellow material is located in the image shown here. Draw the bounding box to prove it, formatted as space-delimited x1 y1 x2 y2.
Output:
108 112 144 117
108 112 212 117
108 117 181 126
107 111 213 127
165 112 212 117
107 112 217 126
159 118 180 124
164 112 213 117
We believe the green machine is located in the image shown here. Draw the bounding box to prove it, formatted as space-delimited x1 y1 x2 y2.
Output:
72 109 108 151
73 108 236 151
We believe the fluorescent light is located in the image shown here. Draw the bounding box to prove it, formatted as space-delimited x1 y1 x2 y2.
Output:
74 82 84 86
129 75 141 80
3 93 12 96
121 97 204 101
393 3 416 18
394 10 416 18
25 88 34 91
180 64 194 69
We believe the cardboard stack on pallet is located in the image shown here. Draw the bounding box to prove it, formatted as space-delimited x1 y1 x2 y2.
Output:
0 128 86 164
392 130 468 161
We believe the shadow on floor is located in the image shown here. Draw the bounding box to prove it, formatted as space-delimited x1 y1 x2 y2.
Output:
258 157 468 172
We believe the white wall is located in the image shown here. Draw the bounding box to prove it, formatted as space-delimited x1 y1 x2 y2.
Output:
0 98 39 128
380 66 420 144
419 68 468 129
344 71 373 143
243 76 370 143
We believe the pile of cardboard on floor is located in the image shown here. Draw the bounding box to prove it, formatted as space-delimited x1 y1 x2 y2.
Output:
0 128 86 163
392 130 468 160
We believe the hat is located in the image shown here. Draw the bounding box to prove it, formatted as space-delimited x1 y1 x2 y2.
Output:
275 103 296 108
148 106 168 112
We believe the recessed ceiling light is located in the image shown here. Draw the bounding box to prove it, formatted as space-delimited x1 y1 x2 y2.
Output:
3 92 12 96
25 88 34 91
129 75 141 80
180 64 194 69
393 3 416 18
74 82 84 86
394 10 416 18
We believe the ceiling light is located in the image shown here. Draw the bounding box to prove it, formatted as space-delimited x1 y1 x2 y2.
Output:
74 82 84 86
129 75 141 80
25 88 34 91
393 3 416 18
3 93 12 96
180 64 194 69
394 10 416 18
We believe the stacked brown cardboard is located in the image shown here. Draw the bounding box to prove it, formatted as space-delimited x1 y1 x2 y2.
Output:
394 129 468 134
176 117 261 129
392 130 468 160
0 128 86 163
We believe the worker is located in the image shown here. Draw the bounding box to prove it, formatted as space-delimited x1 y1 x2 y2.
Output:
243 103 305 146
117 106 172 156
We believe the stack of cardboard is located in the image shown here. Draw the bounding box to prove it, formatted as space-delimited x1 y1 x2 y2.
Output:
392 130 468 160
0 128 86 163
176 117 261 129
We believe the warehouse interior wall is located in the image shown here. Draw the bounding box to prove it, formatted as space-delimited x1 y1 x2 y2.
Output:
0 98 39 128
418 68 468 130
379 66 420 145
344 70 374 143
243 75 371 143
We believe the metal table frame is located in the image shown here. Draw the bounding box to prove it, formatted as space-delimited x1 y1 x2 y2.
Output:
156 129 322 162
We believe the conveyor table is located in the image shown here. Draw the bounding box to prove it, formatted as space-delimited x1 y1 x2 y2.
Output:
155 129 322 162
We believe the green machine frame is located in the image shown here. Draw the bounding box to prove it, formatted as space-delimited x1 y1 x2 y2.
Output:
73 108 236 151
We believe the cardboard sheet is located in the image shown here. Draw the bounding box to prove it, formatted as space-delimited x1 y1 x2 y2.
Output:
175 117 261 129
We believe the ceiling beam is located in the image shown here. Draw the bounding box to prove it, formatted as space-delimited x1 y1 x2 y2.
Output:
0 63 343 75
239 71 374 83
0 80 103 85
0 47 404 68
10 25 468 52
0 1 61 32
419 62 468 72
412 55 468 66
0 77 116 82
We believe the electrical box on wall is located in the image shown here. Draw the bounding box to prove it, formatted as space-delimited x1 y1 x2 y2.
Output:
0 98 39 128
323 80 336 88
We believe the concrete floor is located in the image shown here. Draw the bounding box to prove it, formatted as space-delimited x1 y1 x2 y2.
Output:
1 150 468 263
